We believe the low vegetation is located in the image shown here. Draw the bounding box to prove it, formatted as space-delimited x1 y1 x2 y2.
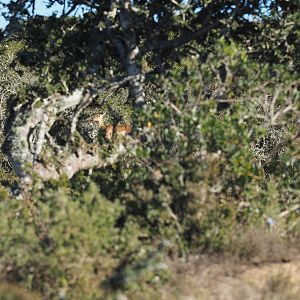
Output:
0 0 299 299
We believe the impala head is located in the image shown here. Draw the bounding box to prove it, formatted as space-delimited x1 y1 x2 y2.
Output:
93 112 106 127
93 112 131 140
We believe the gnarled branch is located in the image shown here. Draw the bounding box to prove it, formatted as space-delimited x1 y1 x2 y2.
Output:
3 77 137 194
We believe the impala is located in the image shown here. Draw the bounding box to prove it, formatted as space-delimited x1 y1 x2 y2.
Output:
93 113 132 140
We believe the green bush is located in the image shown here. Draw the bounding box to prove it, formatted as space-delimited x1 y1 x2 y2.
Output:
0 183 142 299
1 31 300 300
92 44 300 255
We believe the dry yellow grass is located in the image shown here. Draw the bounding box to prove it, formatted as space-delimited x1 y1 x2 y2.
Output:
0 283 40 300
162 257 300 300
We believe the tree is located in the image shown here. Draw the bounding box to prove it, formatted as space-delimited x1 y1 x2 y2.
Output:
0 38 35 187
1 2 300 298
0 0 299 193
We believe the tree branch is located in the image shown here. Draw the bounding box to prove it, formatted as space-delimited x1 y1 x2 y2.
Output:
3 76 138 194
142 22 218 53
104 0 145 108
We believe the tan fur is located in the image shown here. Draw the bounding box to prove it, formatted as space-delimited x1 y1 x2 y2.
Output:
105 125 113 140
93 114 106 127
104 124 132 139
93 114 131 140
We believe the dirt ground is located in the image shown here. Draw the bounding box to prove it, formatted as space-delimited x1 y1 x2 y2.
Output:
162 256 300 300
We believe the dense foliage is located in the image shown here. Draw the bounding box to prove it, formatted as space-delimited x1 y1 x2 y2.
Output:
0 0 300 299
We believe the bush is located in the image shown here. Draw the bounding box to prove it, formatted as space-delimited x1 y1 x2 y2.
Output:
0 183 148 299
1 35 300 299
92 43 300 254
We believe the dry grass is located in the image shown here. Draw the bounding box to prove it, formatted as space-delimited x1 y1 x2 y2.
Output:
0 283 40 300
226 226 297 264
161 227 300 300
162 258 300 300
